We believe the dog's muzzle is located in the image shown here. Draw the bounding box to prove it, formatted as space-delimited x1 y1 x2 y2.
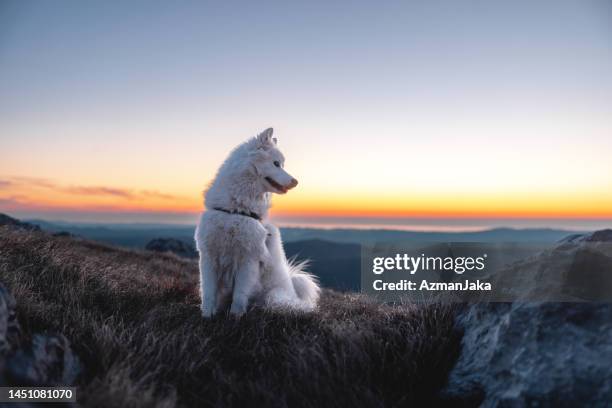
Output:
287 178 298 189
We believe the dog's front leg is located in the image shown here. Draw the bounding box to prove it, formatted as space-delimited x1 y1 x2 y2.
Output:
230 259 260 316
200 256 218 318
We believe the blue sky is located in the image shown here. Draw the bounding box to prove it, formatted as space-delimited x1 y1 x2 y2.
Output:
1 1 611 227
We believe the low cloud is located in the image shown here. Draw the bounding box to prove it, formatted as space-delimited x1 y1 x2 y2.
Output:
9 176 56 189
63 186 135 199
0 197 20 206
140 190 177 200
0 176 178 201
0 195 29 209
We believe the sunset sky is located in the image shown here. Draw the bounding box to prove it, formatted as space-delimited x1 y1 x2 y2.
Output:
1 1 611 229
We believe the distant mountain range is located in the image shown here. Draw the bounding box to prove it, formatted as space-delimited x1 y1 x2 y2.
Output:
24 218 588 292
29 219 583 246
29 219 197 248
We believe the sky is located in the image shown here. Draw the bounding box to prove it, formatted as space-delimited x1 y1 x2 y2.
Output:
1 1 611 229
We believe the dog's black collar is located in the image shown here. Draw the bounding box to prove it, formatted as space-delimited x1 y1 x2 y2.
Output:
212 207 262 221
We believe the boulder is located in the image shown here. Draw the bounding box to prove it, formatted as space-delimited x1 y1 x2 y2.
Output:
442 302 612 407
0 284 20 355
146 238 198 259
7 334 81 386
0 283 80 386
441 230 612 406
487 229 612 302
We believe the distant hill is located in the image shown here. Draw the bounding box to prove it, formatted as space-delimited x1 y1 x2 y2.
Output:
29 219 197 248
0 213 40 231
28 219 583 247
280 226 587 244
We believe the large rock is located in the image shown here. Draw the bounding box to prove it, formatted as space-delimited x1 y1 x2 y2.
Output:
443 302 612 407
6 334 81 386
0 284 20 355
559 229 612 244
487 229 612 302
442 230 612 406
0 283 80 386
145 237 198 259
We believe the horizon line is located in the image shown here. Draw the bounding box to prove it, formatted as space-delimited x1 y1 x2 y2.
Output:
8 211 611 233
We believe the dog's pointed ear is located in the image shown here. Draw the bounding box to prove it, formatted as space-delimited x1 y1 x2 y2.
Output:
256 128 276 148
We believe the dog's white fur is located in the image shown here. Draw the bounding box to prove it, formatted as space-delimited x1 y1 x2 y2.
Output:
195 128 320 317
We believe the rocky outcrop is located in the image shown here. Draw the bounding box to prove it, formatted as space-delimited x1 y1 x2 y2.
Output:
442 229 612 407
558 229 612 244
0 285 20 355
586 229 612 242
488 229 612 302
145 238 198 259
443 302 612 407
0 283 80 386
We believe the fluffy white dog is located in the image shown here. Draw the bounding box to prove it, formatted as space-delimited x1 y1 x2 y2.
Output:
195 128 320 317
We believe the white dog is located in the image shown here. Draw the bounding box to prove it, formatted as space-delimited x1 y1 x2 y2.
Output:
195 128 320 317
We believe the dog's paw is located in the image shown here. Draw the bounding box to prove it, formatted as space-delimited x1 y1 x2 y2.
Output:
201 307 215 319
229 303 247 317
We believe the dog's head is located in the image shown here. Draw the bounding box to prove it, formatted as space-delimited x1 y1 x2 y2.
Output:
249 128 298 194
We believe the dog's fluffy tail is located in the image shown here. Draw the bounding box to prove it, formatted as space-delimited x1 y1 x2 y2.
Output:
288 258 321 311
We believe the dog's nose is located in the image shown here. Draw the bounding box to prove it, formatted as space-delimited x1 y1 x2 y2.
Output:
288 178 298 189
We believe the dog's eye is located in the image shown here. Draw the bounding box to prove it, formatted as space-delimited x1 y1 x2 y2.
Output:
273 161 281 168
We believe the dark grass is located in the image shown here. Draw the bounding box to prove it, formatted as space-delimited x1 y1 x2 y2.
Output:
0 226 461 408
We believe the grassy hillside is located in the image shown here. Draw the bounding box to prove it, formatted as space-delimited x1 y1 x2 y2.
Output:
0 225 461 407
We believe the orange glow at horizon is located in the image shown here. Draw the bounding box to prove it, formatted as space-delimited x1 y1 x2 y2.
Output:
270 191 612 219
3 177 612 220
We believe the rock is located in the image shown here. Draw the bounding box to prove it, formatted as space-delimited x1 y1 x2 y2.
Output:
6 334 81 386
557 228 612 244
585 229 612 242
488 229 612 302
52 231 74 238
442 230 612 406
145 238 198 259
0 284 20 355
0 214 40 231
557 233 585 244
443 302 612 407
0 282 80 386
